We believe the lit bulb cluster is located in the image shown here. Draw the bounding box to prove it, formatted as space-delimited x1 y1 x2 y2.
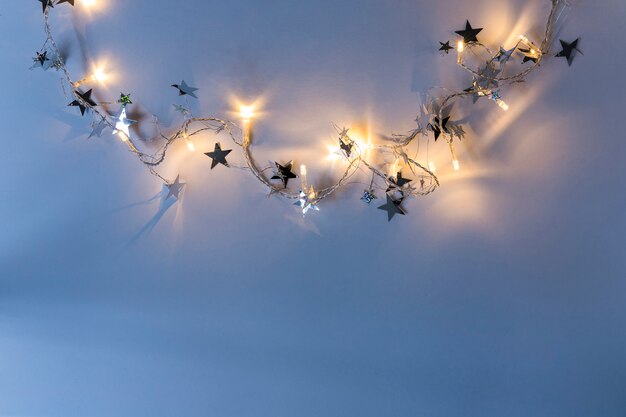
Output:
34 0 572 219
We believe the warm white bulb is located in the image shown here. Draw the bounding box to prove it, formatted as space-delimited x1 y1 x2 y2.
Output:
186 140 196 152
118 132 128 142
497 100 509 111
428 161 437 173
92 68 107 83
452 160 460 171
457 41 465 52
82 0 96 6
240 105 255 120
300 165 307 176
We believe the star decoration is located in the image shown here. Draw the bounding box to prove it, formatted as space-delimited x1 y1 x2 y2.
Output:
34 51 48 66
519 48 540 64
38 0 54 13
118 93 132 106
555 38 582 66
165 175 186 200
69 89 96 116
361 189 377 204
429 116 450 141
378 194 406 222
339 137 354 157
56 0 75 5
112 107 136 139
387 171 413 192
294 186 320 216
205 143 232 169
271 161 297 188
494 46 516 64
455 20 483 43
474 61 501 90
171 80 198 99
89 118 108 138
439 41 454 54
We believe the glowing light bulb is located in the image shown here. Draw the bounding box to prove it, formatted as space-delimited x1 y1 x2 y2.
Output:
428 161 437 173
452 160 460 171
118 132 128 142
239 105 255 120
300 165 307 176
497 100 510 111
186 140 196 152
92 67 108 83
82 0 96 6
457 41 465 52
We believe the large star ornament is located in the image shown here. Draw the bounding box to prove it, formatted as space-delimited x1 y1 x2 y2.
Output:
112 107 137 139
378 194 406 222
271 161 297 188
69 89 97 116
455 20 483 43
171 80 199 99
205 143 232 169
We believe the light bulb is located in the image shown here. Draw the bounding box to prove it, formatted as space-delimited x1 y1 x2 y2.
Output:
300 165 307 176
82 0 96 6
239 105 255 120
92 68 108 83
428 161 437 173
452 160 460 171
186 140 196 152
457 41 465 52
118 132 128 142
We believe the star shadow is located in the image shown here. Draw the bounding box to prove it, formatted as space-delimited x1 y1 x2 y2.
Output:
123 186 181 247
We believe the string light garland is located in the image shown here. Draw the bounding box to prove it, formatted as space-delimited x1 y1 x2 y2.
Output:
32 0 580 221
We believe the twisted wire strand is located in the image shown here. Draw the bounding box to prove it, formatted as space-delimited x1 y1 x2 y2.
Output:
39 0 569 207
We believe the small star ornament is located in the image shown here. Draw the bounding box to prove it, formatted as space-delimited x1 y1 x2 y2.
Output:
56 0 75 5
112 107 136 139
555 38 582 66
165 175 186 200
34 51 48 66
429 116 450 141
494 46 515 64
69 89 97 116
205 143 232 169
361 189 377 204
455 20 483 43
439 41 454 54
171 80 198 99
294 186 320 216
378 194 406 222
118 93 132 106
271 161 297 188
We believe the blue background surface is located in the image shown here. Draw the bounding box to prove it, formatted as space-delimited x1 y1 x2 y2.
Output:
1 0 625 416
